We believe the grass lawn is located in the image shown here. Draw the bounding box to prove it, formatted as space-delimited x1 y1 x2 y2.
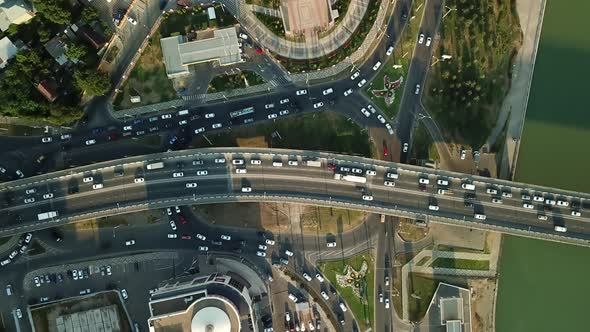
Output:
410 123 438 161
300 207 367 234
254 12 284 36
422 0 522 147
431 258 489 270
113 31 177 110
207 70 265 92
0 236 12 246
319 253 375 331
191 111 373 157
364 0 424 119
408 274 440 322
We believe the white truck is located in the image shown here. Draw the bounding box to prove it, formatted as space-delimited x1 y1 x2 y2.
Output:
306 160 322 167
146 162 164 170
334 173 367 184
38 211 58 221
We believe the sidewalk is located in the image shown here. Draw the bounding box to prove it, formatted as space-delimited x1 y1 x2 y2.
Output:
484 0 546 179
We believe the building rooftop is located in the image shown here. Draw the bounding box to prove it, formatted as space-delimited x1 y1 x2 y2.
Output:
0 36 17 68
160 27 241 78
44 36 68 66
0 0 34 32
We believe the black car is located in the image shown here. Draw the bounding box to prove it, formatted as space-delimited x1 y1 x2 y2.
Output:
464 201 474 208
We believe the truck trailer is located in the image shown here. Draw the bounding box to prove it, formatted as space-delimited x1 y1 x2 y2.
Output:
146 162 164 170
334 173 367 184
38 211 58 221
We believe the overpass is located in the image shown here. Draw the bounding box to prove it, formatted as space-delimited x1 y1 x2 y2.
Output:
1 148 589 246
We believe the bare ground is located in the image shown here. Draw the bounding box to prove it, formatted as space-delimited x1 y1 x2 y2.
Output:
397 218 429 242
469 278 497 332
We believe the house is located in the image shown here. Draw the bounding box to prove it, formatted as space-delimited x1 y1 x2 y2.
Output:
0 36 18 69
0 0 34 32
44 36 68 66
36 79 58 102
78 25 107 50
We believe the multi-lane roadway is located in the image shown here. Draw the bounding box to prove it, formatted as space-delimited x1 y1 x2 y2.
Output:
1 148 589 246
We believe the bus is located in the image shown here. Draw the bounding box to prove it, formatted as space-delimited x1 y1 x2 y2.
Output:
229 107 254 119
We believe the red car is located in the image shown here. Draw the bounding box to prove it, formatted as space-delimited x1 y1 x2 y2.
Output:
108 134 119 141
383 145 389 156
327 164 336 170
181 235 191 240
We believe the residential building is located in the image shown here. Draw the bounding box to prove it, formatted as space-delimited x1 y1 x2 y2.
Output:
0 0 34 32
0 36 18 69
44 36 68 66
36 79 58 102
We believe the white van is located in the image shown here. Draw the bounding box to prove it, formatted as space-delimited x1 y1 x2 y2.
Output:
554 225 567 233
462 183 476 191
272 161 283 167
177 109 189 116
474 213 486 220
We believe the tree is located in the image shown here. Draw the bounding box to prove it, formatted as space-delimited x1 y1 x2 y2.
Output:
81 6 99 23
66 43 87 61
74 70 111 96
33 0 71 25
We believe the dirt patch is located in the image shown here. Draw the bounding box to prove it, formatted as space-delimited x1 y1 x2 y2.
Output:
194 203 368 234
236 136 268 148
397 218 429 242
469 278 497 332
430 223 486 251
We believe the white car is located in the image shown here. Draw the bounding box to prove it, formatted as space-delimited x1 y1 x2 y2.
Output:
414 84 421 95
302 273 312 281
25 188 36 195
215 158 226 164
236 168 247 174
197 170 208 176
134 177 144 183
491 198 502 204
186 182 197 188
205 113 215 118
239 32 248 40
366 170 376 176
175 206 180 213
280 98 290 104
322 88 334 95
265 239 275 245
403 143 409 152
377 114 386 124
125 240 136 246
221 235 231 241
571 211 582 217
288 294 298 303
385 298 390 309
167 233 177 239
24 233 32 243
372 61 382 71
288 160 298 166
537 214 548 221
242 187 252 192
385 123 394 135
296 89 307 96
232 159 244 165
437 179 449 186
351 168 362 174
279 109 289 116
178 120 187 125
367 104 377 113
386 172 399 179
83 176 94 183
169 220 177 231
425 37 432 47
358 79 367 88
315 273 325 282
127 16 137 25
339 302 348 312
428 205 439 211
212 123 222 129
362 195 373 201
321 291 330 300
196 234 206 241
474 214 486 220
343 88 353 96
42 137 52 143
419 178 429 184
384 181 395 187
60 134 72 140
92 183 103 190
418 33 424 44
557 200 569 207
251 159 261 165
350 71 360 80
161 114 172 119
192 127 205 134
327 242 337 248
15 309 22 319
460 149 466 160
199 246 209 251
501 191 513 198
523 203 534 209
521 194 531 200
386 46 394 56
486 188 498 195
258 244 267 250
533 195 544 202
265 103 275 109
313 102 324 109
285 250 294 257
167 208 172 216
172 172 184 178
379 292 384 303
85 139 96 146
123 125 132 131
360 108 371 117
256 251 266 257
268 113 277 119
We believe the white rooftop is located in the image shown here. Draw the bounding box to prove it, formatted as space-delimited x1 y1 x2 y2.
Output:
191 306 231 332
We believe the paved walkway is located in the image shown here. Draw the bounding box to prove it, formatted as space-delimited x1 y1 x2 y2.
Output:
484 0 546 179
400 249 496 321
249 4 281 17
220 0 371 59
